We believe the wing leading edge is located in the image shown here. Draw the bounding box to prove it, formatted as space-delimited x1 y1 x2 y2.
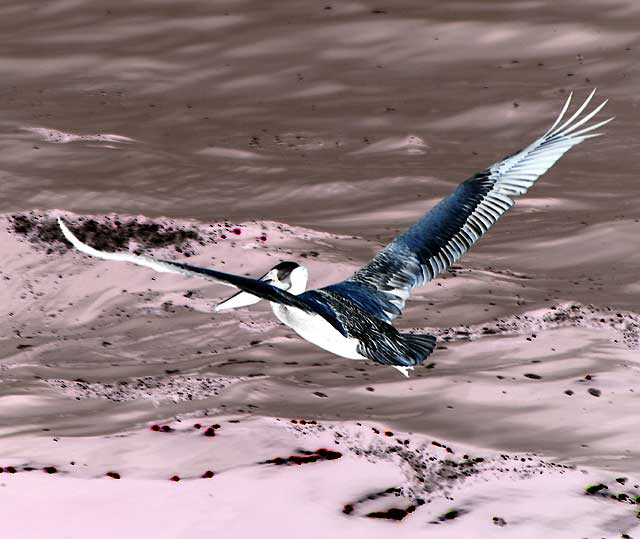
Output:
57 217 310 311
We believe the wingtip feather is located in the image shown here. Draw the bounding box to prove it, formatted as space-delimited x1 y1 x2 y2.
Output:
543 91 573 136
551 88 597 136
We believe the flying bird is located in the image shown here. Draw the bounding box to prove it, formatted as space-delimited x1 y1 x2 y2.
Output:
58 90 612 376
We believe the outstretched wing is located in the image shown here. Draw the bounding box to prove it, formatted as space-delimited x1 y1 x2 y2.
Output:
325 90 613 322
58 218 310 311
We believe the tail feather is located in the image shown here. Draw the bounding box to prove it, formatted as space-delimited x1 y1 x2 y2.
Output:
358 331 437 368
400 333 437 365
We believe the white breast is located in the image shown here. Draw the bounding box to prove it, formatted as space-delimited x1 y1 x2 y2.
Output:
271 304 366 360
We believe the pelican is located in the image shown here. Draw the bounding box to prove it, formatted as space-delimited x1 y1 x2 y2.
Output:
58 90 611 377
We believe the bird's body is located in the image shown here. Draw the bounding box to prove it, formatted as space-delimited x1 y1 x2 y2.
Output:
271 302 366 361
58 91 612 376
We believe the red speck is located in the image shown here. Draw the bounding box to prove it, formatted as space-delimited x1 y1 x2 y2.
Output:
343 504 354 515
106 471 121 479
5 466 16 474
193 423 202 429
170 475 180 482
300 420 307 425
291 419 298 424
220 234 227 239
232 228 241 235
384 431 393 437
259 235 267 242
204 427 216 437
150 424 160 432
202 470 215 479
160 425 172 432
211 424 221 429
43 466 57 474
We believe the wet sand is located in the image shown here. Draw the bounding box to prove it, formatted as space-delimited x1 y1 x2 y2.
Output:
1 1 640 537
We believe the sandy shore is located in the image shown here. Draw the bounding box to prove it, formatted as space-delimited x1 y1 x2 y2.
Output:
2 211 640 537
2 0 640 537
3 412 639 539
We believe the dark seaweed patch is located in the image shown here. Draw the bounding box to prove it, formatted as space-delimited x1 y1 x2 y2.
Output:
367 508 408 520
9 213 201 254
342 486 418 520
262 448 342 466
431 440 455 454
585 483 608 494
438 509 461 521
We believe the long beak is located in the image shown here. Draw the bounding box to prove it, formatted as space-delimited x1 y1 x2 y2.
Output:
214 272 273 312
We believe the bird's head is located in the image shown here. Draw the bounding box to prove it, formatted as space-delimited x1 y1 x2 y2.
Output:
214 261 308 311
268 261 308 294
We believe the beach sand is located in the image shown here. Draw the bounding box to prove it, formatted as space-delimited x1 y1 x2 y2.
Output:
1 1 640 537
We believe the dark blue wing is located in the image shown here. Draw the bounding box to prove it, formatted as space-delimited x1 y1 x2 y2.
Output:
163 261 312 311
324 91 612 322
58 217 312 312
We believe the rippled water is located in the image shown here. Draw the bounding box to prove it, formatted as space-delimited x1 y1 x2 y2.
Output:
1 2 640 537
